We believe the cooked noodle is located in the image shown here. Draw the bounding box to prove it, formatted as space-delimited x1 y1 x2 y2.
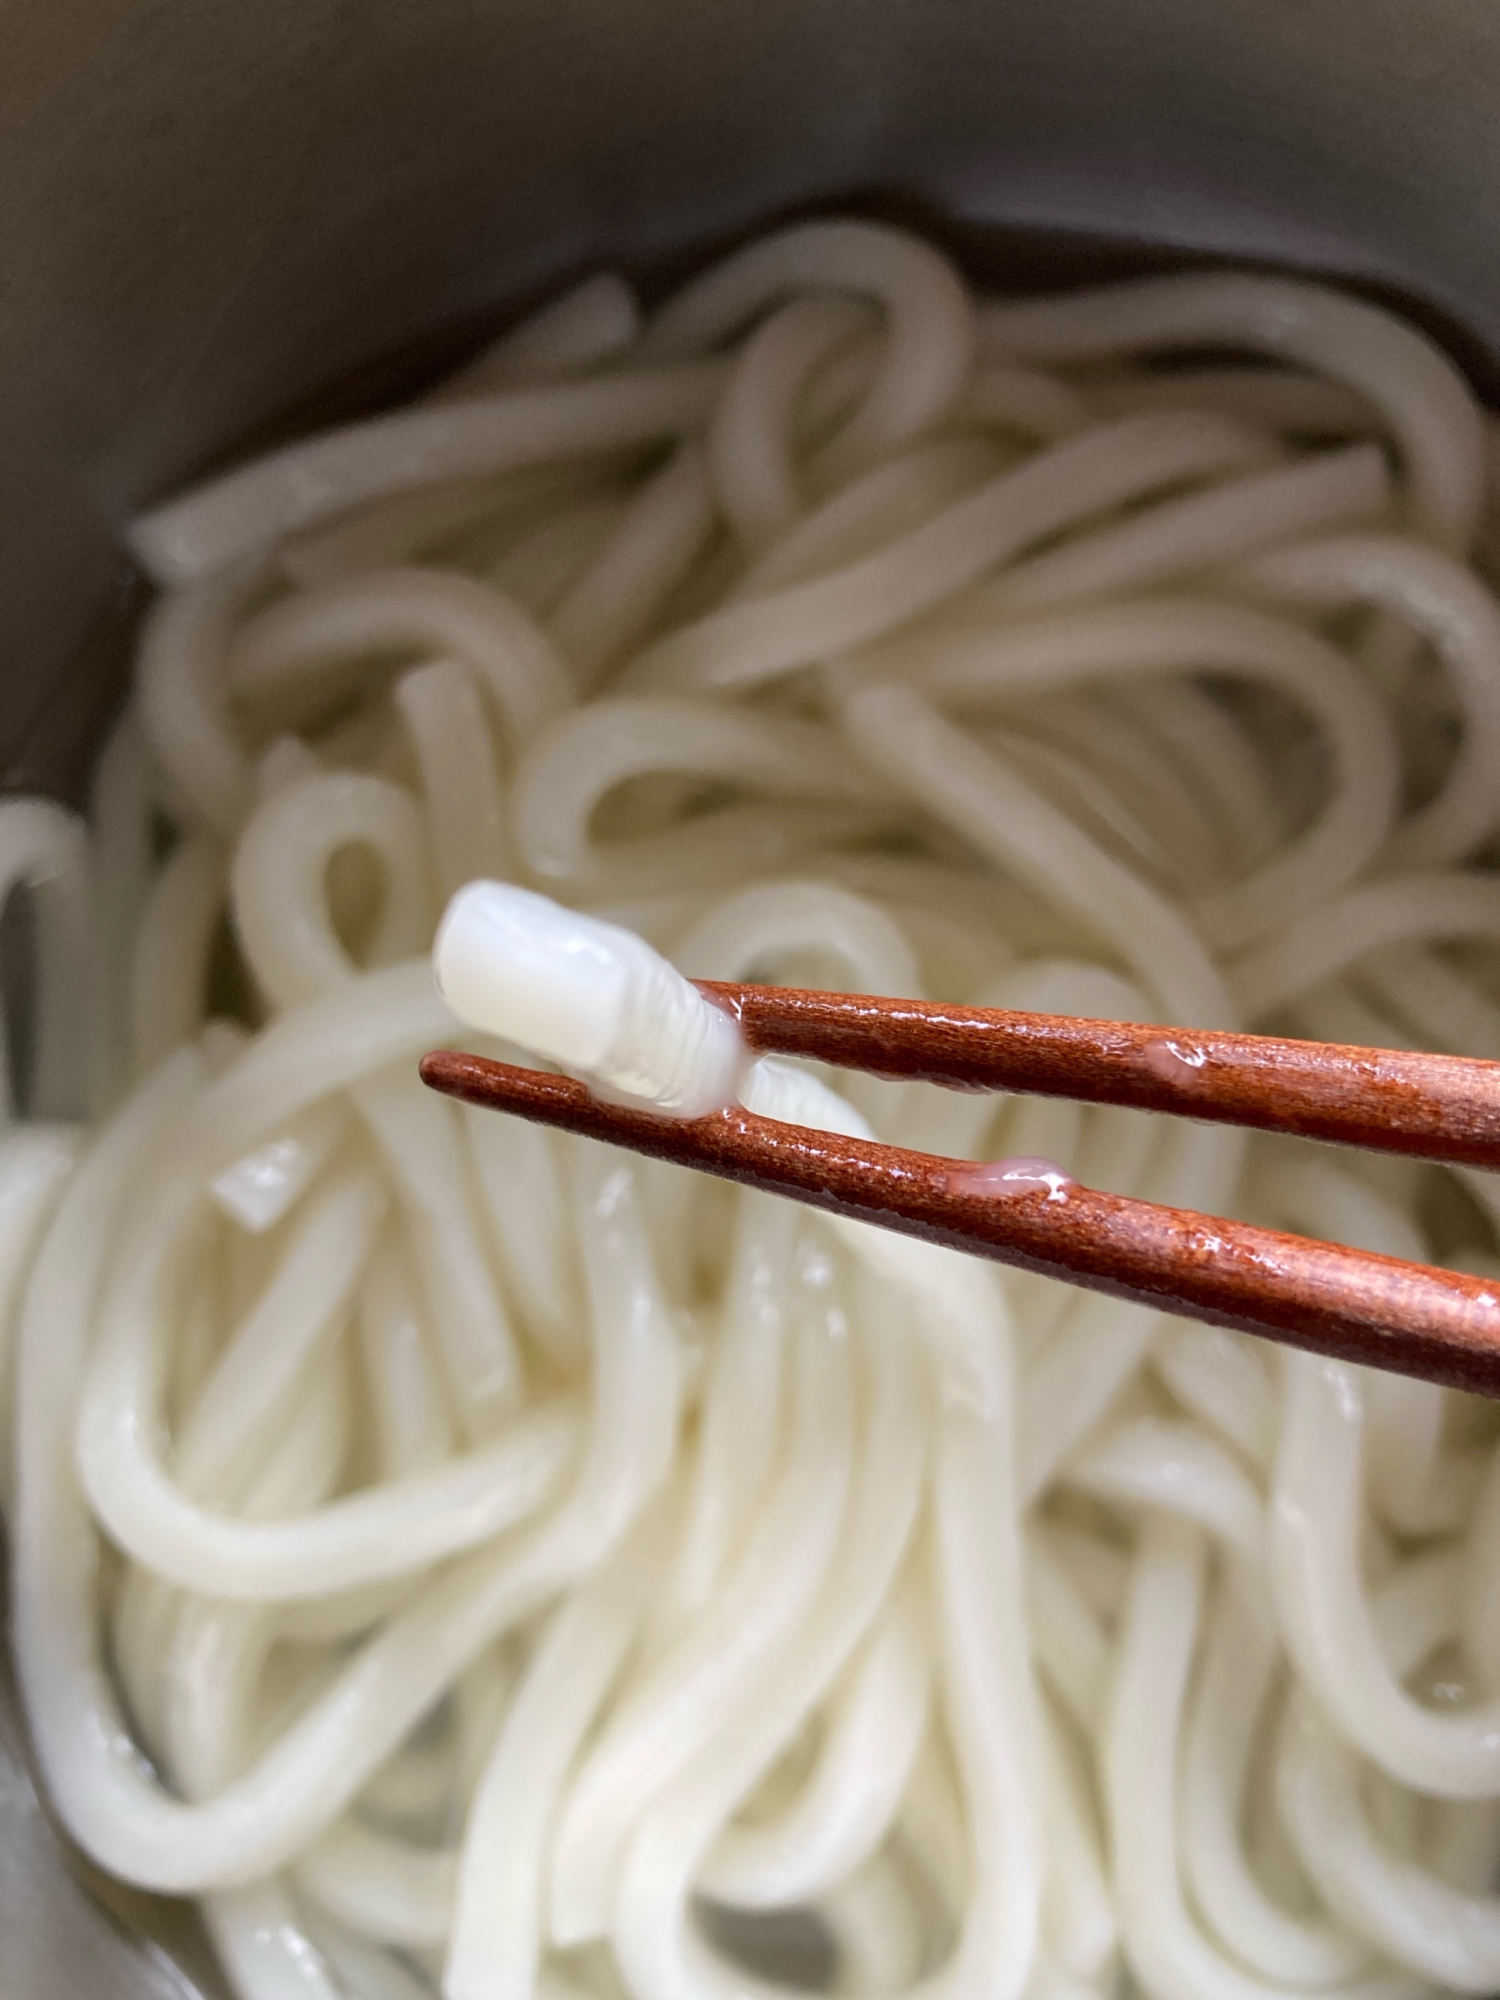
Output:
5 216 1500 2000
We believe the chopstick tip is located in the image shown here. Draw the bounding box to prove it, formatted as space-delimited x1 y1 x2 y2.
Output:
419 1047 466 1094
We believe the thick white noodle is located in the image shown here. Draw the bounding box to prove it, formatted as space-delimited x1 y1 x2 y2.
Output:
666 1190 798 1619
1181 1567 1373 1985
972 442 1390 615
429 272 643 403
550 444 718 684
870 598 1401 947
1233 533 1500 867
233 774 524 1424
979 270 1485 553
487 492 632 617
15 219 1500 2000
1082 364 1379 438
512 697 881 881
228 566 574 750
708 296 876 548
275 472 558 589
128 363 727 582
730 438 1004 601
357 1239 458 1477
19 1111 677 1890
136 564 265 834
962 365 1091 443
1234 872 1500 1018
628 413 1274 691
837 680 1237 1028
446 1503 669 2000
395 657 514 888
699 1579 931 1906
641 220 976 484
549 1254 859 1944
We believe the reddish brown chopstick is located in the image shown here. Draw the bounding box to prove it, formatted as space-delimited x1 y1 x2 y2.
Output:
695 980 1500 1171
420 1048 1500 1399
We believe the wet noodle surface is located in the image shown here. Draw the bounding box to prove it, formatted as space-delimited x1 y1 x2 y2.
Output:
4 214 1500 2000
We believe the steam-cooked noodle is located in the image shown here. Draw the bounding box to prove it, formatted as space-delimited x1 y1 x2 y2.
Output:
5 217 1500 2000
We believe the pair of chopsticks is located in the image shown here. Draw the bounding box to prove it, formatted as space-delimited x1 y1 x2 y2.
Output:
420 983 1500 1398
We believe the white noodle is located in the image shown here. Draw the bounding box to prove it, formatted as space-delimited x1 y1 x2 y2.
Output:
511 697 882 882
229 566 574 752
129 364 727 582
978 270 1484 553
488 491 634 618
429 272 643 404
639 219 976 485
866 597 1401 947
972 441 1390 615
627 412 1274 692
707 296 876 548
550 445 718 684
1233 532 1500 868
700 1579 931 1907
8 217 1499 2000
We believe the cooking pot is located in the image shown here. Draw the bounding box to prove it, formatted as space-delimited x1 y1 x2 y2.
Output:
6 0 1500 1990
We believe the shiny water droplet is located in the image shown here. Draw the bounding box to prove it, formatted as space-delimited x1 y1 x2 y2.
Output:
1142 1037 1210 1084
957 1155 1075 1202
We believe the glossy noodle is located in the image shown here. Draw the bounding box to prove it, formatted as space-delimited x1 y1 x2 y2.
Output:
4 219 1500 2000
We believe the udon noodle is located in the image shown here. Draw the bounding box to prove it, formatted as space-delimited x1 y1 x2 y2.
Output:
6 216 1500 2000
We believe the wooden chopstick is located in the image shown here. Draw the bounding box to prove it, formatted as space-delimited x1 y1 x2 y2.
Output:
420 1048 1500 1399
694 980 1500 1171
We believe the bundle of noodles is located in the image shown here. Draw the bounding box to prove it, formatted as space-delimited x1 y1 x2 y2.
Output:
5 218 1500 2000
